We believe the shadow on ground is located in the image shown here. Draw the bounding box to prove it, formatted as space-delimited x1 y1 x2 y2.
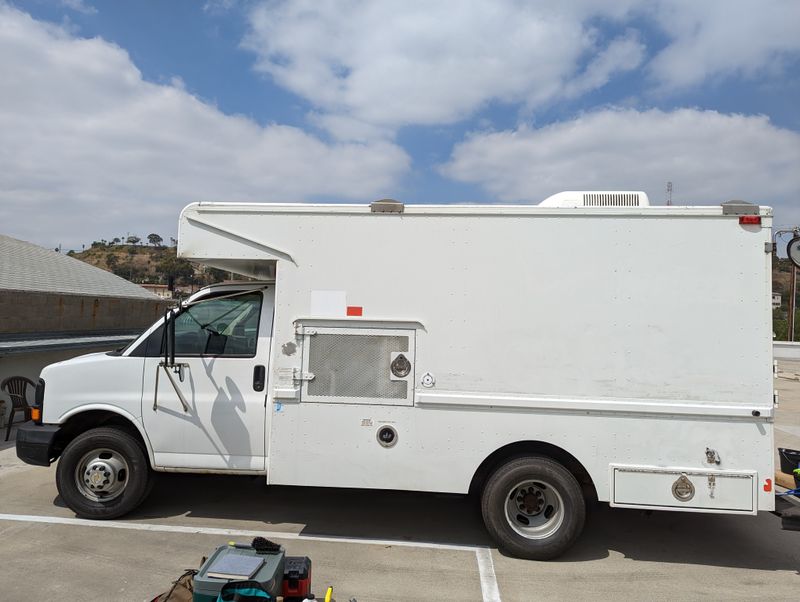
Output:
82 472 800 574
132 473 490 546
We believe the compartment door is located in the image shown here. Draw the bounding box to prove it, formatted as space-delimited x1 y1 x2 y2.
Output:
611 465 756 513
300 326 415 406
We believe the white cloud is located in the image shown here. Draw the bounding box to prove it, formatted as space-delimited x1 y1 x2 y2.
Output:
440 108 800 225
243 1 644 140
563 31 645 99
60 0 97 16
242 1 800 140
645 0 800 90
0 5 409 249
203 0 238 15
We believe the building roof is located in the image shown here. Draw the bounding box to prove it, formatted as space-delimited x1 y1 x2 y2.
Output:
0 234 160 300
0 332 139 356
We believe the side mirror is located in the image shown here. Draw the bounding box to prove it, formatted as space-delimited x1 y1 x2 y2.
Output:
205 331 227 355
788 236 800 269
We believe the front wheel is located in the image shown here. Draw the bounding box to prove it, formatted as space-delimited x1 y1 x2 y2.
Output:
481 456 586 560
56 426 152 519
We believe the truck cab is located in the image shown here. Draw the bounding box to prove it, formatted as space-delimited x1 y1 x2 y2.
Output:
17 282 274 517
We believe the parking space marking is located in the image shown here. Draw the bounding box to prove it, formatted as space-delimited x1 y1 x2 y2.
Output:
1 512 501 600
0 512 480 552
475 547 502 602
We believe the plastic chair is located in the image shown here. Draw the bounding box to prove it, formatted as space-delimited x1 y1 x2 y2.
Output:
2 376 36 441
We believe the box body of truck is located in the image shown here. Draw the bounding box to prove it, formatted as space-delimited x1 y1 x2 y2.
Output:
177 198 774 512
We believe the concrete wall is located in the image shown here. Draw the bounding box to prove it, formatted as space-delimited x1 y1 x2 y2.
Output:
775 341 800 360
0 290 166 335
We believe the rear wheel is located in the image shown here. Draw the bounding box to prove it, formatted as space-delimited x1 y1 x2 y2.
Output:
56 427 152 519
481 456 585 559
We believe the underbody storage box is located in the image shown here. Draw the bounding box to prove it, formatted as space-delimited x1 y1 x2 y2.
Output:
610 465 756 513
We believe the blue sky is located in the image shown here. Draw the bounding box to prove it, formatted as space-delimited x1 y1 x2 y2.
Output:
1 0 798 248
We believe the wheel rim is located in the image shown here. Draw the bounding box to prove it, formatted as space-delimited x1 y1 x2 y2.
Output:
74 448 129 503
503 479 565 540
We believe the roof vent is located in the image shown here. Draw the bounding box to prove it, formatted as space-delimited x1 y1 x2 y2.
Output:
370 198 404 213
539 191 650 208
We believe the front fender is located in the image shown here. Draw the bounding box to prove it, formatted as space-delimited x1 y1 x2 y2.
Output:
58 404 155 467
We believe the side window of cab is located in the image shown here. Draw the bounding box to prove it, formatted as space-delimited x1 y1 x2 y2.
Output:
129 292 262 358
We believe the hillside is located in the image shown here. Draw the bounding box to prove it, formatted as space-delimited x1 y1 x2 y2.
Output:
68 241 227 288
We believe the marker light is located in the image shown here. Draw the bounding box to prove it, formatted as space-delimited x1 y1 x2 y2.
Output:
739 215 761 225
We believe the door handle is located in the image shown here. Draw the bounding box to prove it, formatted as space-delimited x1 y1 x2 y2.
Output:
253 365 266 392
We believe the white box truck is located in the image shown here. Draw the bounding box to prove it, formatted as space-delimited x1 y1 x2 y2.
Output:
16 191 777 559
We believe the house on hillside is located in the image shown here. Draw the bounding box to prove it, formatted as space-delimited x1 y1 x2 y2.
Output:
0 234 168 433
140 283 173 299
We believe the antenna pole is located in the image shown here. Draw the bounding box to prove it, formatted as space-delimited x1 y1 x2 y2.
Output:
790 264 797 342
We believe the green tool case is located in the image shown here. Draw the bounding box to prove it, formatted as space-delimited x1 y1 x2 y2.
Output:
193 542 285 601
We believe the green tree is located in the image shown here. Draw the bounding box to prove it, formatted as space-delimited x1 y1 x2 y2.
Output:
205 267 228 284
126 235 141 245
158 255 194 285
113 260 141 282
147 233 163 247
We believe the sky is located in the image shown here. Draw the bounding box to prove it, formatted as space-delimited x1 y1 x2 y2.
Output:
0 0 798 250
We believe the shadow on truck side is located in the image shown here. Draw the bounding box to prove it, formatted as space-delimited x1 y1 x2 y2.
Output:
54 472 800 573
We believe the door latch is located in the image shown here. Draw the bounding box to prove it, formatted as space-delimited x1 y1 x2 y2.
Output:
708 474 716 499
253 365 266 392
705 447 721 465
292 368 315 382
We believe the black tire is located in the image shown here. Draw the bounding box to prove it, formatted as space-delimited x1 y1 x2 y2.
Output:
56 426 152 520
481 456 585 560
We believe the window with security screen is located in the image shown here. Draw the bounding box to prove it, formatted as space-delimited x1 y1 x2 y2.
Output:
301 327 415 406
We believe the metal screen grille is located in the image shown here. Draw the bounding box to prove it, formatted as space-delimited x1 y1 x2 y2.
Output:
307 333 408 399
583 192 640 207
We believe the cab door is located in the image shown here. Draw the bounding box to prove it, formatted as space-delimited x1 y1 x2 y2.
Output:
140 288 274 471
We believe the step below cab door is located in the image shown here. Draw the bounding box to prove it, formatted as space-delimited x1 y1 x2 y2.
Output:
140 287 274 471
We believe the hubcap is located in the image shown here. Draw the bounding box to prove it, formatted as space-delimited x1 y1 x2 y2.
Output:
504 479 564 540
74 448 129 502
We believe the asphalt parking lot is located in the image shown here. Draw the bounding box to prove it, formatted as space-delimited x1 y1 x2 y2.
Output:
1 361 799 601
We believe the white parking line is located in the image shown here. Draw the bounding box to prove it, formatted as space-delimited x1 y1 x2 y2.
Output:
475 547 502 602
0 512 503 601
0 512 479 550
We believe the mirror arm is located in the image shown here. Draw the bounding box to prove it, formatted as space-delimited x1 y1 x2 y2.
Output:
156 361 191 412
169 311 176 367
153 362 160 411
154 305 189 411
